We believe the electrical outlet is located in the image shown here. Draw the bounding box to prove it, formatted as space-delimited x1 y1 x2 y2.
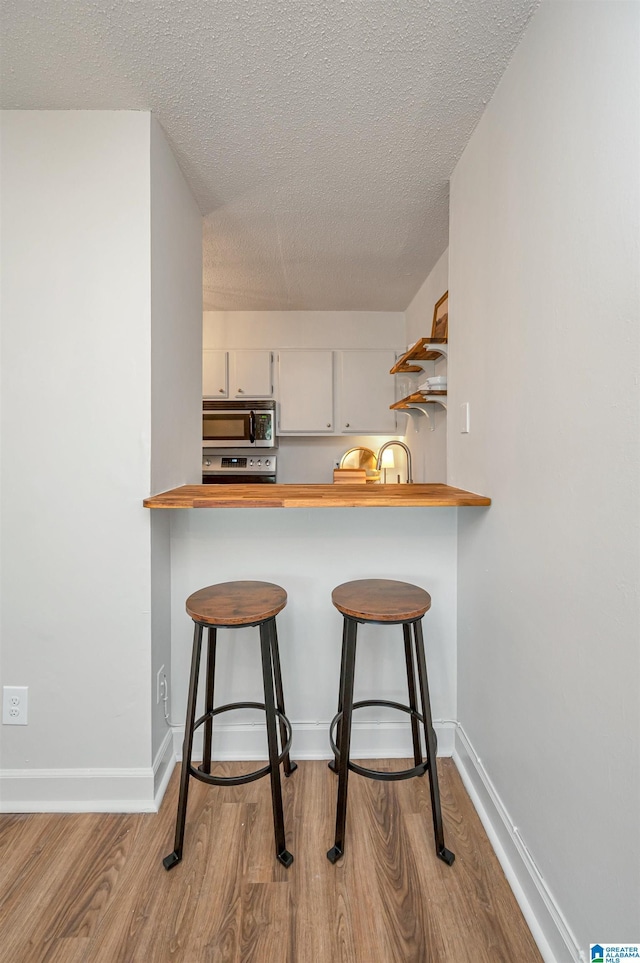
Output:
156 666 166 704
3 686 28 725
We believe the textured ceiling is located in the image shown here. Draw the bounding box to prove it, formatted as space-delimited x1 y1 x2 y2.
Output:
1 0 538 311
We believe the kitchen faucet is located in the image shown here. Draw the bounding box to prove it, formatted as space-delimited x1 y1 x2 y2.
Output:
376 440 413 484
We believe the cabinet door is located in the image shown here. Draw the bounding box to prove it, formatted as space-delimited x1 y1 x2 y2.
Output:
203 349 228 398
231 350 273 398
339 350 397 433
277 350 334 433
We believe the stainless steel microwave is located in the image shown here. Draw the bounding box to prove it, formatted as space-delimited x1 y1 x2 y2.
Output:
202 400 276 448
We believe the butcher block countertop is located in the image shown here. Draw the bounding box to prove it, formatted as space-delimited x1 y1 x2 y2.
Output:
143 483 491 509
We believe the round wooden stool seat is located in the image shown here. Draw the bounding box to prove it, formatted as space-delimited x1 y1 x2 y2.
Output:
186 581 287 626
331 579 431 623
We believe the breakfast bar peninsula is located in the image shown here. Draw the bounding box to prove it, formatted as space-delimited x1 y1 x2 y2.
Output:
145 482 490 762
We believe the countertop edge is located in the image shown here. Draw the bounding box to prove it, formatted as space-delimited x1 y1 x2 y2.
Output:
143 484 491 510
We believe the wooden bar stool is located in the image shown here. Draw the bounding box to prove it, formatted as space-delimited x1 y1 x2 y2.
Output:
327 578 454 867
163 580 296 871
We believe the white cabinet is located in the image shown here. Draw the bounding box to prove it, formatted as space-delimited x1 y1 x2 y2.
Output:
338 350 397 434
203 349 228 398
203 349 273 399
277 348 398 435
277 350 334 433
230 350 273 399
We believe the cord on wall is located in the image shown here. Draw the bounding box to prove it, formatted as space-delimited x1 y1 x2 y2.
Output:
161 673 172 725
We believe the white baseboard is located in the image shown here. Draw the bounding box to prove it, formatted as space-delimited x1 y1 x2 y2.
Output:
0 728 176 814
171 718 456 763
0 720 453 814
453 725 583 963
153 728 176 809
0 767 158 813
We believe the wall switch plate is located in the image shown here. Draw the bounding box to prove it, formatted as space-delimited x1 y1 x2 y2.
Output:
459 402 470 433
3 686 28 725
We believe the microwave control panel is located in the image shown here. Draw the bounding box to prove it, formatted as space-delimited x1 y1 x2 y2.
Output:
254 412 273 440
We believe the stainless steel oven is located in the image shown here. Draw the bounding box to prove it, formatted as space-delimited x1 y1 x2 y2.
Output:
202 400 276 448
202 453 277 484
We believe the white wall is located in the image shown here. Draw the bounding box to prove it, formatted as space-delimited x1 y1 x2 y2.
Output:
149 117 202 773
204 310 406 482
0 111 153 805
0 110 201 810
404 248 448 482
448 2 640 958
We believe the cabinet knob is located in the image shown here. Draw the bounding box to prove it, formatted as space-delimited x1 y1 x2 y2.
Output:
327 423 331 428
345 423 350 427
219 388 225 393
238 388 244 393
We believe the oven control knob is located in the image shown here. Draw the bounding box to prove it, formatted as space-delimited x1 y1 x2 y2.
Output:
257 459 262 466
249 459 253 466
204 459 211 467
265 459 270 467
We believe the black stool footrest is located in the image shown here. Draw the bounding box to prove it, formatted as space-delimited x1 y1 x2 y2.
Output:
438 847 455 866
329 699 436 782
190 701 293 787
326 845 343 864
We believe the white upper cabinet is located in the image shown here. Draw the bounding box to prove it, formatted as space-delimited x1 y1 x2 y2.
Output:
338 350 398 434
277 350 334 433
230 350 273 398
203 349 228 398
203 349 273 399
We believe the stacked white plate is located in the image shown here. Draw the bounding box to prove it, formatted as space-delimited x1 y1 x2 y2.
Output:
418 376 447 392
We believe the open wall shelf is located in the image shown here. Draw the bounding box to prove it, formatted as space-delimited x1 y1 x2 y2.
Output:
391 390 447 410
391 391 447 430
390 338 448 373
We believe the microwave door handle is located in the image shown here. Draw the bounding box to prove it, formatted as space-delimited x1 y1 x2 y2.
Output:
249 410 256 444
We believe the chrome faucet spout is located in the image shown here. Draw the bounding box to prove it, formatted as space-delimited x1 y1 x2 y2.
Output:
376 440 413 484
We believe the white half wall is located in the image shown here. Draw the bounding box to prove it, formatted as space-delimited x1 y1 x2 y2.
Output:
168 507 458 760
448 2 640 959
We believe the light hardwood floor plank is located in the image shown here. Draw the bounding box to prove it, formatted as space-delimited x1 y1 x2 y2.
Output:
0 759 542 963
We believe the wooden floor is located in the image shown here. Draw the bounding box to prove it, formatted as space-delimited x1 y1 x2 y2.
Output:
0 759 542 962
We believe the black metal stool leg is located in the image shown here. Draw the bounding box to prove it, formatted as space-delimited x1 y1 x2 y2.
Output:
259 621 293 867
268 618 297 777
163 622 204 870
413 619 455 866
403 623 423 770
329 619 348 774
327 616 358 863
199 627 217 776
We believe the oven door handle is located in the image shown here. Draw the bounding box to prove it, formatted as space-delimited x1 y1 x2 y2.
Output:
249 410 256 444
